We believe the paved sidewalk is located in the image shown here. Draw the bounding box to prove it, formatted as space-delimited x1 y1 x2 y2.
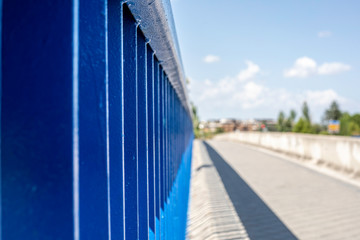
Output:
187 140 249 240
203 139 360 240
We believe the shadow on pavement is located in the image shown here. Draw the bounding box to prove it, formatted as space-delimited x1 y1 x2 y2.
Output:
196 164 213 172
203 141 298 240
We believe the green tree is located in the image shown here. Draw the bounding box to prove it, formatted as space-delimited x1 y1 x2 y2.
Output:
340 112 351 136
277 109 297 132
349 122 360 135
285 109 297 131
311 123 324 134
277 111 285 131
293 102 313 133
293 118 304 133
324 101 342 121
191 103 200 138
293 117 312 133
290 109 297 122
351 114 360 127
302 101 310 123
340 112 360 136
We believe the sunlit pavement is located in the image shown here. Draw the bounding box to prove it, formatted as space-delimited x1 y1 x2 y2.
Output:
187 140 250 240
188 140 360 240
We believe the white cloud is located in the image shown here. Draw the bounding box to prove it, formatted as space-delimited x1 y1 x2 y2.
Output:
237 61 260 81
192 61 265 113
190 74 352 121
188 60 356 121
203 54 220 63
284 57 351 78
284 57 317 78
242 81 264 101
318 31 332 38
318 62 351 75
304 89 345 107
190 61 273 118
233 81 265 109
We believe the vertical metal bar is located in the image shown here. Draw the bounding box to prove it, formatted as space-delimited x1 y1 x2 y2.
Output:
108 1 124 239
73 1 80 238
169 84 173 239
1 1 74 239
171 84 173 238
165 75 169 239
154 59 161 240
170 84 173 192
78 0 110 238
164 78 168 239
123 4 138 239
137 28 149 240
147 46 155 240
165 79 169 202
168 80 171 238
160 69 165 240
172 91 177 239
0 0 2 237
173 89 175 178
170 88 173 186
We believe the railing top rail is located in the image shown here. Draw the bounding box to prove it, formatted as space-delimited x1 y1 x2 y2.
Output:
126 0 192 117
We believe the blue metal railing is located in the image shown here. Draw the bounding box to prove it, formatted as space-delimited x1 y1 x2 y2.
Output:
1 0 193 239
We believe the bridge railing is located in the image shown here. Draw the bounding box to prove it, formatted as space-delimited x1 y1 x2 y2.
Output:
1 0 193 239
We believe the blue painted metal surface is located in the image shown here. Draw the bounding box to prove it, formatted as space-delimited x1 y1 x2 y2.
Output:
123 4 139 239
137 27 149 240
2 1 74 239
147 45 156 240
78 1 110 238
108 1 124 239
0 0 193 239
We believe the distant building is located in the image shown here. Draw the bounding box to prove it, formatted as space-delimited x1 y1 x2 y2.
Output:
200 118 276 133
237 119 259 131
219 118 237 132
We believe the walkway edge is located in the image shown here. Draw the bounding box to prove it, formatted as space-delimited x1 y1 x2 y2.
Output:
186 140 249 240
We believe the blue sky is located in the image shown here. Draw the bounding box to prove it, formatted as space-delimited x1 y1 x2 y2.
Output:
171 0 360 122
